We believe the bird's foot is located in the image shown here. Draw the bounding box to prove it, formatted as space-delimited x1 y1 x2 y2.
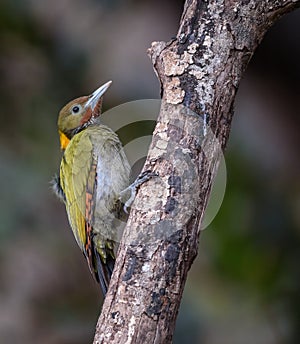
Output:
119 170 158 213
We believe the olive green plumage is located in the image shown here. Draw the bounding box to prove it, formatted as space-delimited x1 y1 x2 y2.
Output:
54 82 130 296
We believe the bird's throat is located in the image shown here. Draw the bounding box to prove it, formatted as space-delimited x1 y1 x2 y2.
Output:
59 131 70 150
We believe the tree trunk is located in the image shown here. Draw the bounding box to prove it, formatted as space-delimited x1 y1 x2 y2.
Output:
94 1 300 343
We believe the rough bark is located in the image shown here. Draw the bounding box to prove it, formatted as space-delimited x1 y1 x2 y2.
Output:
94 1 300 343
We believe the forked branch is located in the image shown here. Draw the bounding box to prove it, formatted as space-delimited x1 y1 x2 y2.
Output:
94 1 300 343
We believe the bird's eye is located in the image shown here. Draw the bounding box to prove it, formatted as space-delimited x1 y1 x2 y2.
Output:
72 105 80 114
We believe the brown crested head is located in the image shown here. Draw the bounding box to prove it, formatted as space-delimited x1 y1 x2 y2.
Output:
57 81 112 150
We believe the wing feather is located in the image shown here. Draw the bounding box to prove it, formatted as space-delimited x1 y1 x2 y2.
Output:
60 132 94 253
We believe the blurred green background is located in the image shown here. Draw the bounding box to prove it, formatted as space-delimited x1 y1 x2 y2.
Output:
0 1 299 343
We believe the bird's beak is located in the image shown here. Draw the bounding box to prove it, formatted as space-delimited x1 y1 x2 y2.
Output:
85 80 112 111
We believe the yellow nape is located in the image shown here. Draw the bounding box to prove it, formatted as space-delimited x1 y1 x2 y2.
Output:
59 131 70 150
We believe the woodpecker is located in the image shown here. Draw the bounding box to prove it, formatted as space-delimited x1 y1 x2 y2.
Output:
53 81 131 296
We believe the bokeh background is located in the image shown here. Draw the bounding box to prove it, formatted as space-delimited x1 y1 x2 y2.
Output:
0 1 299 343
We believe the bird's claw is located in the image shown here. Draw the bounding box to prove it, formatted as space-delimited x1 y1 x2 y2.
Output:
119 170 158 213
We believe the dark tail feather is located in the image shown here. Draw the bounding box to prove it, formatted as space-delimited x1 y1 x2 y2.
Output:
94 247 115 297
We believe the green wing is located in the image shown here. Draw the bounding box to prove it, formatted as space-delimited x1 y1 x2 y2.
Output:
60 131 94 254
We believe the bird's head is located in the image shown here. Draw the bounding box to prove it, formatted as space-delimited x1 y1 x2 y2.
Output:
57 81 112 150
